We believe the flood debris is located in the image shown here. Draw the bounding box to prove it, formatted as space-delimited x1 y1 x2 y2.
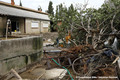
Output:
41 38 120 79
59 45 119 80
3 43 119 80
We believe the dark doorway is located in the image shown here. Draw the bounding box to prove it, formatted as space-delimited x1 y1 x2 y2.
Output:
11 21 19 32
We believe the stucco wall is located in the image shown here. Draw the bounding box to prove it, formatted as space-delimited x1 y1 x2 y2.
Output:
41 21 50 33
0 36 43 75
25 18 50 34
25 18 41 34
19 18 25 34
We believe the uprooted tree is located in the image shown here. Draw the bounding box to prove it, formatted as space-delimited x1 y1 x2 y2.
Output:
45 0 120 78
50 0 120 49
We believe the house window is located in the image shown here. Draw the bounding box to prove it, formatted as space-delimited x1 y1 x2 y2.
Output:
31 22 39 28
43 22 48 27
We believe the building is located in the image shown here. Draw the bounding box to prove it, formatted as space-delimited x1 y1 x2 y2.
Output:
0 1 50 36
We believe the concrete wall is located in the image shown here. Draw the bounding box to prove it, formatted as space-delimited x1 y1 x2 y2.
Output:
25 18 41 34
0 36 43 75
0 16 7 36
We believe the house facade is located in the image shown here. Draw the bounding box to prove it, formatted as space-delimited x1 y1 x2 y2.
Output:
0 1 50 36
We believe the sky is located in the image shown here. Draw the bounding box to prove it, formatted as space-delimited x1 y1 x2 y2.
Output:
0 0 105 12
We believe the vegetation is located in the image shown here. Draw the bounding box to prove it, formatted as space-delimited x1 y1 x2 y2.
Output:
47 1 54 16
47 1 54 31
48 0 120 48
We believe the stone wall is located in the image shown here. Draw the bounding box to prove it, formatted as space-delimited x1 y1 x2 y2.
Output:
0 36 43 75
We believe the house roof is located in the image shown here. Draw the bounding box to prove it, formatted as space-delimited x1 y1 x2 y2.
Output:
0 1 50 21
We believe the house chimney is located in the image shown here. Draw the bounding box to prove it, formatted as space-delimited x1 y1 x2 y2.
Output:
11 0 15 5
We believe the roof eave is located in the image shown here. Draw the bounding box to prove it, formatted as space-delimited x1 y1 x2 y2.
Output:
0 1 49 15
0 14 50 21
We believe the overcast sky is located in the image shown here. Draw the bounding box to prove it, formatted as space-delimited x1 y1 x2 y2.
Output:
0 0 105 12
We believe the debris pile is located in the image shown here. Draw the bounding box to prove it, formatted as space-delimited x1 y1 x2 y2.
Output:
60 45 119 79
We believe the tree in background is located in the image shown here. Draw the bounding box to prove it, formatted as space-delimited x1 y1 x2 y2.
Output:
47 1 54 15
47 1 55 31
19 0 22 6
49 0 120 48
54 4 78 39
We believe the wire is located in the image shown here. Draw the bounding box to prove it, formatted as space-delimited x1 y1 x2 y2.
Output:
51 58 74 80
